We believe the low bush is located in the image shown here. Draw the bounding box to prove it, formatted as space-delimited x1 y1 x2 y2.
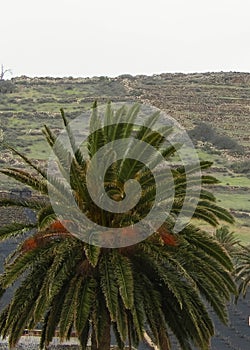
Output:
189 122 244 154
0 80 15 93
229 160 250 174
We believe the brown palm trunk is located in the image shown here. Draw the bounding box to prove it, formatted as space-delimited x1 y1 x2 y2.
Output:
91 318 111 350
158 327 171 350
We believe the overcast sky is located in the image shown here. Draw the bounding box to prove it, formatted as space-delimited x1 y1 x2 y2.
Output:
1 0 250 78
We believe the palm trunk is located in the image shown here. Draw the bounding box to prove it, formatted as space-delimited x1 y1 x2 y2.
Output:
91 318 111 350
158 327 171 350
143 330 171 350
143 331 159 350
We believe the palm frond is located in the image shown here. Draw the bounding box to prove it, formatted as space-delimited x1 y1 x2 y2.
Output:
0 196 48 209
0 222 36 242
59 276 80 339
0 168 47 193
99 253 118 321
60 108 85 166
5 144 47 178
37 205 56 229
198 200 234 223
181 225 234 271
113 252 134 309
76 277 96 334
115 296 128 342
88 103 105 158
84 244 101 267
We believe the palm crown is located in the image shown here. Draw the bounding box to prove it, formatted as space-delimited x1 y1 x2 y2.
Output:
0 102 236 350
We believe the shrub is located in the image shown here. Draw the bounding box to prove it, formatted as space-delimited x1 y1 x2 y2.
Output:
213 134 241 151
229 160 250 174
188 122 215 142
189 122 244 154
0 80 15 93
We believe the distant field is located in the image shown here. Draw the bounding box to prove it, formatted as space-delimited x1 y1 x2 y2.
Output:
216 191 250 211
234 222 250 244
215 174 250 187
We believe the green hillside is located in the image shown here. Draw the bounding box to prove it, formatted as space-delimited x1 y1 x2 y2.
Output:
0 72 249 242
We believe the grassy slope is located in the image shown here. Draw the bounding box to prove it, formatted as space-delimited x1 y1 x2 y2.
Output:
0 72 249 242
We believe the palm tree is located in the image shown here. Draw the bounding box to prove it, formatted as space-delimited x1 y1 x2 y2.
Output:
214 226 241 258
235 244 250 298
0 102 236 350
214 226 250 299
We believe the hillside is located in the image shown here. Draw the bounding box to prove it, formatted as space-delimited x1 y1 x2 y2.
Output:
0 72 250 242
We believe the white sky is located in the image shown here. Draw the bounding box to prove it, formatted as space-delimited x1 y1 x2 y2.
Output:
1 0 250 77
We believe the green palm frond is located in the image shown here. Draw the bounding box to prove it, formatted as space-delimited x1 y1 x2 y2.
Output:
60 108 86 166
0 244 52 289
0 168 47 193
59 276 80 339
84 244 101 267
113 252 134 309
0 197 48 209
235 245 250 298
199 189 216 202
43 240 80 301
135 111 160 140
161 143 181 159
43 124 86 198
215 226 241 248
104 104 128 142
0 306 10 339
42 125 72 173
99 253 118 321
88 103 105 158
176 160 214 175
131 279 146 341
112 321 126 349
160 283 213 350
191 207 220 226
201 174 220 184
42 285 68 348
75 277 96 334
196 201 234 224
115 296 128 342
175 248 234 323
120 103 140 138
4 144 47 178
181 225 234 271
78 321 90 350
37 204 56 229
0 222 36 241
3 259 51 346
137 274 164 345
